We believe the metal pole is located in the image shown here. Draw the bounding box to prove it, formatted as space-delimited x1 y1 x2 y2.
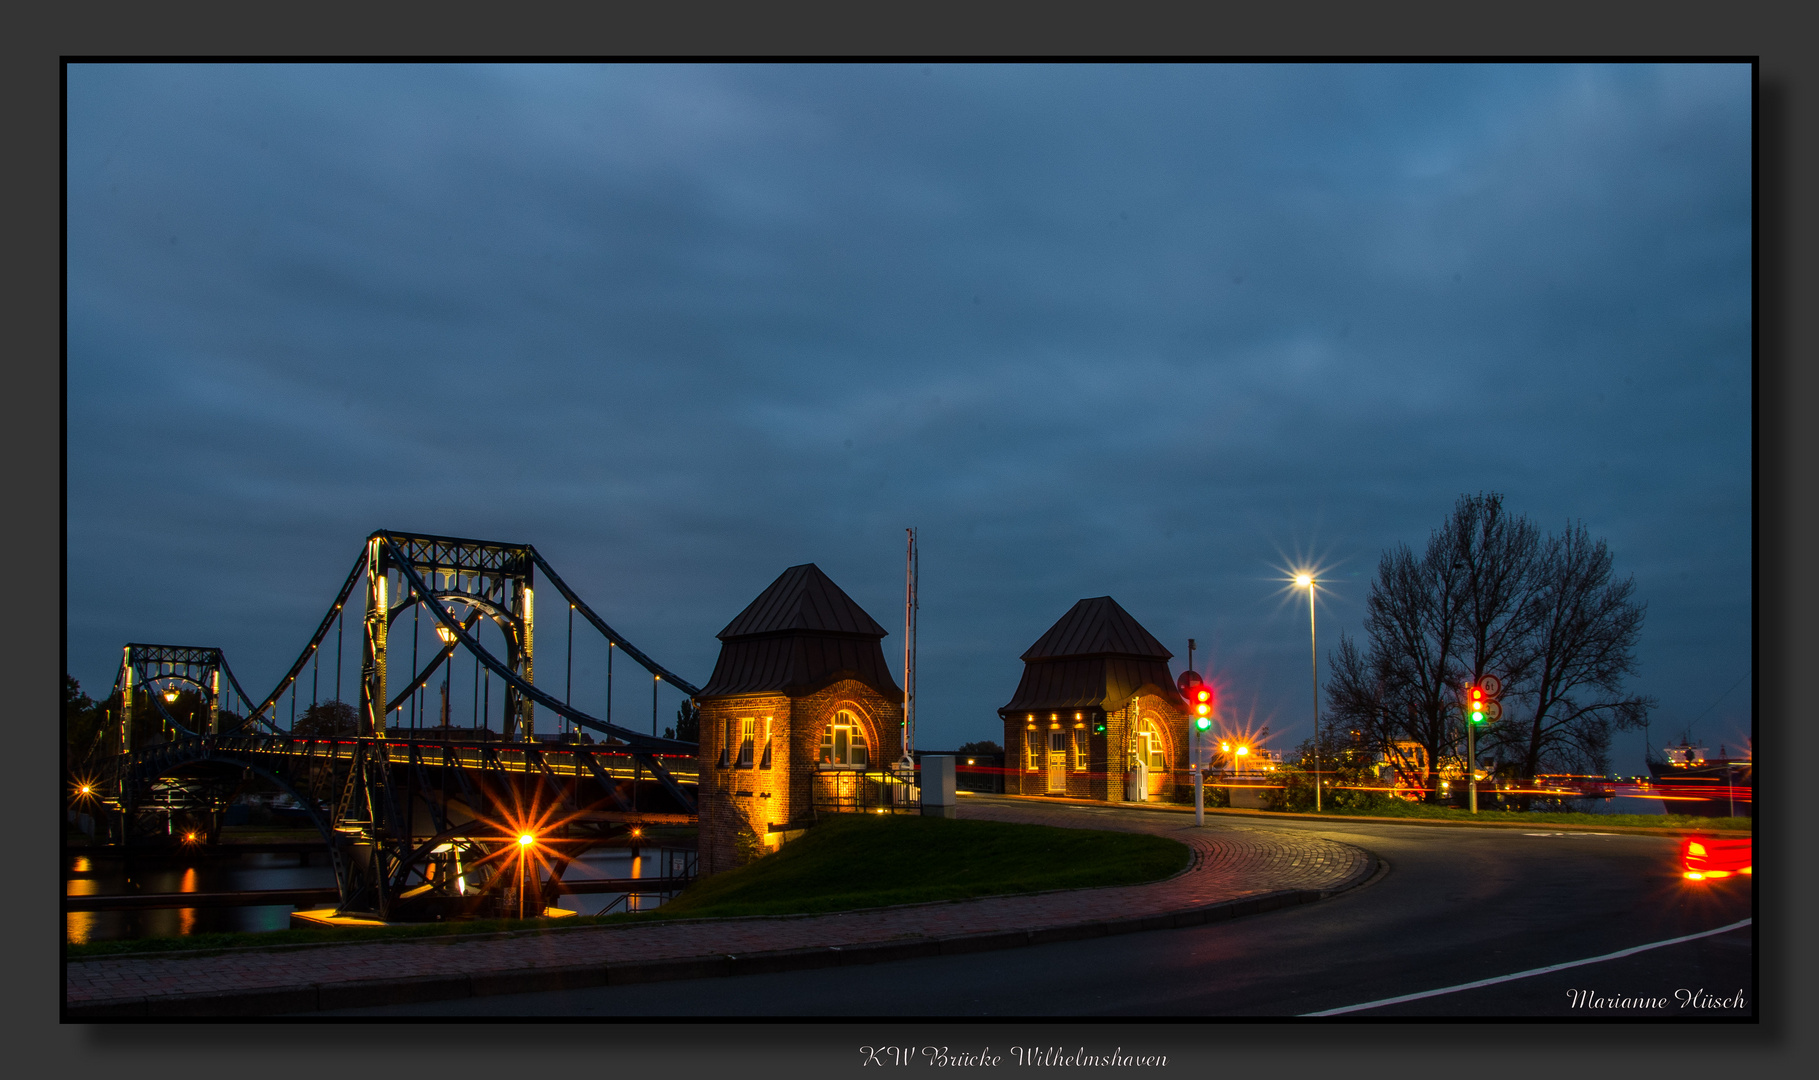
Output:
904 527 917 757
1468 698 1478 814
1194 761 1203 826
653 675 660 736
1309 582 1320 813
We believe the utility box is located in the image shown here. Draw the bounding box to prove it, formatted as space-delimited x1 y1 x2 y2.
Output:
921 755 957 818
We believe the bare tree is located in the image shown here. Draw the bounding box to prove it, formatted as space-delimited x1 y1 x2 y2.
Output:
1324 634 1415 776
1353 539 1470 801
1329 494 1652 800
1443 493 1542 695
1488 522 1653 779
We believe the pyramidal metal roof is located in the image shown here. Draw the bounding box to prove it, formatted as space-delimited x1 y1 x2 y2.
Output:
1018 596 1173 661
716 563 890 641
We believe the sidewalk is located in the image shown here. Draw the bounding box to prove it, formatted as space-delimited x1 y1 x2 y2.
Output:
66 797 1376 1018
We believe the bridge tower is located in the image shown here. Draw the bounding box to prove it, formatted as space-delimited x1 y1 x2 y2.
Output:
105 644 259 845
360 533 537 742
112 644 242 749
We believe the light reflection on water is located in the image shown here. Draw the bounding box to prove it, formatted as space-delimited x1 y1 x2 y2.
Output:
64 851 337 945
65 847 693 944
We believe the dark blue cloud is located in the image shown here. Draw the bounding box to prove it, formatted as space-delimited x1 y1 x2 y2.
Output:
66 63 1752 763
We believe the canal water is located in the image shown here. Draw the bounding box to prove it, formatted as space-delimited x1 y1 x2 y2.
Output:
64 848 690 945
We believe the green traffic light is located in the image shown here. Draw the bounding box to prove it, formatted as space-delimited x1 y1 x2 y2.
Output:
1195 717 1211 731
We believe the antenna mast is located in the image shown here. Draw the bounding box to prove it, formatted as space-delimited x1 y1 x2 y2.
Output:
903 526 917 758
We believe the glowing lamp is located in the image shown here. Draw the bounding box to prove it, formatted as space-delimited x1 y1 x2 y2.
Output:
1235 746 1249 757
1295 574 1312 588
78 785 92 796
164 688 179 703
517 833 535 847
435 624 458 645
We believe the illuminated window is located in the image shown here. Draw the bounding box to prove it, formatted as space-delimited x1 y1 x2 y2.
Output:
1137 718 1167 771
718 719 733 768
737 718 756 767
818 712 869 768
758 718 773 770
1026 728 1041 770
1072 726 1088 770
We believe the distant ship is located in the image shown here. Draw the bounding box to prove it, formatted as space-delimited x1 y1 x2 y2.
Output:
1647 743 1752 817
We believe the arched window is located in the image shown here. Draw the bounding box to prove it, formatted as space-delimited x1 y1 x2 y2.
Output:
819 711 869 768
1137 718 1168 771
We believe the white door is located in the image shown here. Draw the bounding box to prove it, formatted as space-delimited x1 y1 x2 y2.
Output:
1047 730 1067 793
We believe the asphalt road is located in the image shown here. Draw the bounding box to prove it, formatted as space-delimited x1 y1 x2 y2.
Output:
316 813 1755 1018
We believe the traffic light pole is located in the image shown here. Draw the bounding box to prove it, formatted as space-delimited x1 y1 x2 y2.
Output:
1194 761 1203 826
1468 711 1477 814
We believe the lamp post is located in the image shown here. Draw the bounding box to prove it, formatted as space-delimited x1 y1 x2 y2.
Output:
517 832 535 919
1295 574 1321 812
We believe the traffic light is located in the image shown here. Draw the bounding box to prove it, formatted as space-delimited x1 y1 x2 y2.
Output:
1193 687 1213 730
1179 669 1214 730
1463 675 1502 725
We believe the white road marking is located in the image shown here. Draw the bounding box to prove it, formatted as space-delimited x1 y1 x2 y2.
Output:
1302 917 1753 1016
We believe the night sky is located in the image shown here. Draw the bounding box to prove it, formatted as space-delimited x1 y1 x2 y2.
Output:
65 63 1752 771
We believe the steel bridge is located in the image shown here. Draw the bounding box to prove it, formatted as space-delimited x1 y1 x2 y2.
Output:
79 530 704 922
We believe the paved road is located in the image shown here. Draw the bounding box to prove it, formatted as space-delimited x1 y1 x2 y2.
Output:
317 808 1754 1018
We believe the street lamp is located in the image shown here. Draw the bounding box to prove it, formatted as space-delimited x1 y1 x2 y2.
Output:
1295 573 1321 812
517 832 536 919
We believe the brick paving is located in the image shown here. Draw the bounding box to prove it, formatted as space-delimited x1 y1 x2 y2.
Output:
65 796 1373 1013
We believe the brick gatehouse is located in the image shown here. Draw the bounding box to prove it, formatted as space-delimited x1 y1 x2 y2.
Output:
998 596 1190 803
695 564 904 876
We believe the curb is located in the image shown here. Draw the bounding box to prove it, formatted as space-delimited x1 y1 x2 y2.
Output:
64 874 1367 1018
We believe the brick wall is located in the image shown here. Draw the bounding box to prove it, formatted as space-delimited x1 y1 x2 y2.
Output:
696 679 904 877
998 695 1189 803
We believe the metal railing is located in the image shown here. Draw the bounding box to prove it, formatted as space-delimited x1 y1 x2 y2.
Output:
810 765 921 816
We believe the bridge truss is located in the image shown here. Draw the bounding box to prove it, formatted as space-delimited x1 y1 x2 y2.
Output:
86 530 704 922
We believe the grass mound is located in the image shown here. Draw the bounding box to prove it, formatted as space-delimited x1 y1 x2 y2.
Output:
657 814 1190 920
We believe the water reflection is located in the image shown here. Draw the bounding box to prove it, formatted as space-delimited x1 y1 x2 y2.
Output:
552 848 691 917
65 845 696 943
64 851 337 945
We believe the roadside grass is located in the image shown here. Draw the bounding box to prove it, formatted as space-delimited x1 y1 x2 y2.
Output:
655 814 1189 919
1305 800 1752 830
65 815 1187 961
